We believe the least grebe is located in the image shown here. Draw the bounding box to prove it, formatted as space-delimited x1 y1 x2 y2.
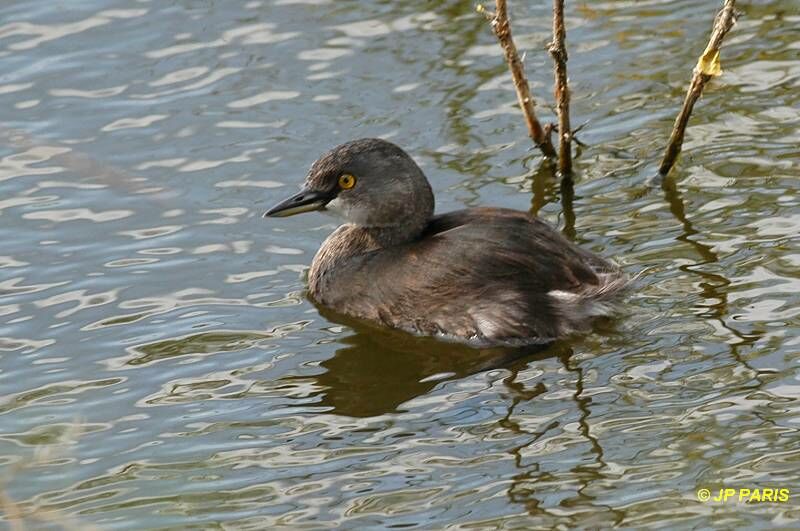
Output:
265 138 626 347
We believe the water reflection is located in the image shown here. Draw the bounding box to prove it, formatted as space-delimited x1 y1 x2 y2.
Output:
499 342 616 521
1 0 798 528
293 306 555 418
659 172 766 389
527 161 577 239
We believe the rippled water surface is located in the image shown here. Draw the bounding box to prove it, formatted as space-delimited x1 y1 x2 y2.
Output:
1 0 799 528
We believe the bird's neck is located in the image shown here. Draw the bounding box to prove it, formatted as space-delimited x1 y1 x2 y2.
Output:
360 220 429 247
343 215 431 248
307 221 427 302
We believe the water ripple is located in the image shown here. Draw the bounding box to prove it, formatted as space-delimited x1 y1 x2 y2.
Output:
0 1 797 529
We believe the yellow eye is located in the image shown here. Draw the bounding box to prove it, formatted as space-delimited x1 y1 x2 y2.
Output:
338 173 356 190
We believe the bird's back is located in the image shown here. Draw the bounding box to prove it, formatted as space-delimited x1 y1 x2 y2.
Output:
309 207 626 346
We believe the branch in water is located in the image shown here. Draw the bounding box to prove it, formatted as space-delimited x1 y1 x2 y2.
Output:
548 0 572 176
479 1 557 159
659 0 739 176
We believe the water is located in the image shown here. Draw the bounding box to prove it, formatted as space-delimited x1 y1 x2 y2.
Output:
1 0 798 528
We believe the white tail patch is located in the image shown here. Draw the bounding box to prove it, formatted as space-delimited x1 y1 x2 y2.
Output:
548 270 629 335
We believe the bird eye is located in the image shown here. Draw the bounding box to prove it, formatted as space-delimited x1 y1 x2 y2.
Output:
338 173 356 190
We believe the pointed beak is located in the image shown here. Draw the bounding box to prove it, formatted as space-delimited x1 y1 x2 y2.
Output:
263 187 336 218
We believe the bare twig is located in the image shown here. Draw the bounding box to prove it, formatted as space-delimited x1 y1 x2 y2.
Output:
548 0 572 175
571 119 590 147
479 1 557 159
658 0 738 176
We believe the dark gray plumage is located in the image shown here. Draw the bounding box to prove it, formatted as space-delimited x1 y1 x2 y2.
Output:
265 138 626 347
